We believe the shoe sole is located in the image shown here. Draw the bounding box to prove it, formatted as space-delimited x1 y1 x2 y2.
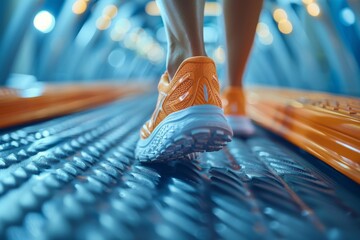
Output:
226 116 255 137
136 105 233 162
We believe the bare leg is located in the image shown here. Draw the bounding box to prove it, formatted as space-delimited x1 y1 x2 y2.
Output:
221 0 263 87
157 0 206 79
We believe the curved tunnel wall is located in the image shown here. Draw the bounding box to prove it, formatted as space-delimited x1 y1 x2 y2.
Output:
0 0 359 96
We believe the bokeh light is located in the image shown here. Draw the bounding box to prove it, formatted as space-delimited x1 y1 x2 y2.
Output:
96 16 111 30
340 8 355 26
256 22 273 45
213 47 225 64
145 1 160 16
33 11 55 33
72 0 87 15
278 20 293 34
273 9 287 23
307 3 321 17
145 1 221 16
302 0 315 4
103 5 118 19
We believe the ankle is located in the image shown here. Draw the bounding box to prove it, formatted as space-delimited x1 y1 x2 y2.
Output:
167 44 207 79
227 80 243 89
226 85 243 90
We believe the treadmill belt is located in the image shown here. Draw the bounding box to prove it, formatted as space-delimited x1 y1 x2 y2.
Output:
0 95 359 240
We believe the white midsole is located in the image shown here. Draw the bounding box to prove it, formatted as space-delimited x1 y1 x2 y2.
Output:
137 105 232 148
226 115 255 135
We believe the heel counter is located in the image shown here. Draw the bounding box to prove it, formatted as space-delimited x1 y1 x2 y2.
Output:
192 62 222 108
166 58 222 112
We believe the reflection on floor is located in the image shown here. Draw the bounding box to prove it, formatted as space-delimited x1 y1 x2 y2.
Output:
247 87 360 183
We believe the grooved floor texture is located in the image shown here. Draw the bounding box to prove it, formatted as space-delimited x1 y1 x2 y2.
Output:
246 87 360 183
0 95 359 240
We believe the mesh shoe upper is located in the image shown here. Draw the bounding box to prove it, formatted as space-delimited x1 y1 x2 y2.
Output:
140 56 222 139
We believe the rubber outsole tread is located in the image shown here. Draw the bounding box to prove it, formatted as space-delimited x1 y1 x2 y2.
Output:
136 105 233 162
137 126 232 163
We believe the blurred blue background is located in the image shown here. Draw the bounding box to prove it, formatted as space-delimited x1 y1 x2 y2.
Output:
0 0 359 96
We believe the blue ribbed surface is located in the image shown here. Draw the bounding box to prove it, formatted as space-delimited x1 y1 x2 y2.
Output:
0 95 359 240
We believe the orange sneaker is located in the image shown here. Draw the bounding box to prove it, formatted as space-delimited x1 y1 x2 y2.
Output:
222 86 255 136
135 56 233 162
